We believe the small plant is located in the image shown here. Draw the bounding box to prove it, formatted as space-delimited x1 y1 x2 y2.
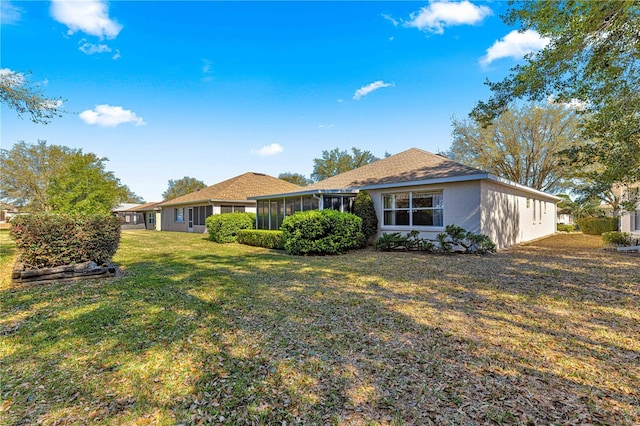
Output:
206 212 256 243
237 230 284 250
437 224 496 254
557 224 575 232
602 231 633 247
375 232 408 251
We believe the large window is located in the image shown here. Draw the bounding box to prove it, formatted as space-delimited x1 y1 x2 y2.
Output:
322 195 355 213
634 210 640 231
220 205 246 214
383 191 443 227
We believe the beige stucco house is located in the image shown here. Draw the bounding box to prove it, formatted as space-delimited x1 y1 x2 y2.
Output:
251 148 560 249
158 172 300 233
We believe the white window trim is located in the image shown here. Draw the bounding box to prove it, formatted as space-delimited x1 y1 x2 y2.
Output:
381 190 444 230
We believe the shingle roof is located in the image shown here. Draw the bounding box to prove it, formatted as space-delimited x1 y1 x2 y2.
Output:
159 172 301 206
130 201 163 211
267 148 485 196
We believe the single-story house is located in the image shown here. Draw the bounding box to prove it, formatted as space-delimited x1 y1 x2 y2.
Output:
158 172 300 233
0 202 18 223
129 201 163 231
251 148 561 249
113 203 145 229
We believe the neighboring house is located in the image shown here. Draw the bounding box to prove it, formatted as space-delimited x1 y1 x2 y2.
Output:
0 202 18 223
617 183 640 237
113 203 145 229
130 202 163 231
251 148 560 249
159 172 300 233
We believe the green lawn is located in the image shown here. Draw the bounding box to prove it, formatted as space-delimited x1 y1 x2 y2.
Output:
1 230 639 425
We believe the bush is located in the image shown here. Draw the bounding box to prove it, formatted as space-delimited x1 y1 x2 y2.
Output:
436 224 496 254
602 231 633 247
375 230 435 252
575 217 618 235
237 230 284 250
206 212 256 243
353 191 378 243
557 224 575 232
9 214 121 269
281 210 365 255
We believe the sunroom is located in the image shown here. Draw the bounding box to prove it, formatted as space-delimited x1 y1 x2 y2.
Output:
253 190 358 230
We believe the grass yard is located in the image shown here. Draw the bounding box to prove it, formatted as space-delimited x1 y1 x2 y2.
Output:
1 230 639 425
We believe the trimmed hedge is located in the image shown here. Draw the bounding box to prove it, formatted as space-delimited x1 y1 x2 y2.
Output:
353 191 378 243
237 230 284 250
9 214 121 269
575 217 618 235
206 212 256 243
281 210 365 255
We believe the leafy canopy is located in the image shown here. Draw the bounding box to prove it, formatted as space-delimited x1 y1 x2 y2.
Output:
472 1 640 192
311 147 379 182
278 172 311 186
162 177 207 200
0 140 141 214
449 103 582 192
0 69 64 124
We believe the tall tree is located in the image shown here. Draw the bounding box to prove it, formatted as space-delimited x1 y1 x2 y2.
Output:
471 1 640 199
48 152 127 215
278 172 311 186
1 140 136 213
120 185 145 203
449 103 582 192
162 177 207 200
0 69 63 124
0 140 74 211
311 147 379 182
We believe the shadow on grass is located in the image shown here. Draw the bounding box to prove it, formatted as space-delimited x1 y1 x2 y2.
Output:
1 232 638 424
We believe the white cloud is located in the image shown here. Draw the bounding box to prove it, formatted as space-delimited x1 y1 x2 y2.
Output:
546 95 589 112
252 143 284 156
0 0 23 25
79 41 111 55
80 104 146 127
50 0 122 39
112 49 121 60
0 68 25 85
318 124 334 129
481 29 550 66
353 80 393 100
406 1 492 34
381 13 399 27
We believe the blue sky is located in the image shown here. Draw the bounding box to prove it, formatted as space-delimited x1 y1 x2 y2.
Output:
1 1 549 202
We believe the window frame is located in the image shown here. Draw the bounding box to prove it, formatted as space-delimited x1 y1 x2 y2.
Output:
174 208 184 223
382 190 444 229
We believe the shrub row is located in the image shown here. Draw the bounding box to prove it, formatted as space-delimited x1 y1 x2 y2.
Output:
575 217 618 235
236 230 284 250
10 214 121 269
281 209 365 255
375 225 496 254
206 212 255 243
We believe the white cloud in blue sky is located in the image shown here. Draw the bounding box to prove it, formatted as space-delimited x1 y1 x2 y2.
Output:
78 40 111 55
50 0 122 39
252 143 284 156
0 0 22 25
353 81 393 100
406 1 492 34
80 104 146 127
481 29 550 66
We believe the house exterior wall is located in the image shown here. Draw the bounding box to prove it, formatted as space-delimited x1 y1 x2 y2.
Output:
480 180 557 248
161 203 257 233
368 180 482 242
619 203 640 237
